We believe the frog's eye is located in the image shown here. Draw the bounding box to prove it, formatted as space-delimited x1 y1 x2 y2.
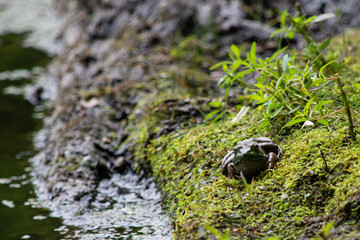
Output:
234 146 242 154
250 144 259 151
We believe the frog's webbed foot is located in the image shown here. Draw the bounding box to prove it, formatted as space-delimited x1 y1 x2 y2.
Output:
268 152 279 169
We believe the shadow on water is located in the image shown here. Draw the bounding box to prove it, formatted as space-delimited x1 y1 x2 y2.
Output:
0 33 63 240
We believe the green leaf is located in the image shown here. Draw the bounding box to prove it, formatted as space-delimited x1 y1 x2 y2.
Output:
310 76 325 87
267 47 288 62
231 44 240 59
312 99 333 118
287 31 295 39
210 61 232 70
254 83 268 90
213 111 225 122
285 106 300 115
270 29 282 38
354 83 360 90
222 64 229 73
205 226 222 239
282 118 308 129
300 62 312 97
205 109 221 121
318 38 331 51
281 10 288 26
217 76 226 87
322 221 335 236
224 86 230 102
319 60 336 78
301 85 312 98
271 105 285 118
318 119 329 126
304 16 317 23
316 99 333 111
250 42 257 66
208 101 223 108
275 75 285 90
282 54 289 74
265 98 273 116
249 94 265 102
304 96 315 116
232 59 243 73
234 69 254 80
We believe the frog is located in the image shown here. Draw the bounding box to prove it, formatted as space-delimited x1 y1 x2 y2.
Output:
221 137 282 180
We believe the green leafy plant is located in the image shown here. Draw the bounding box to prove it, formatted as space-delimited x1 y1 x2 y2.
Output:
211 6 357 141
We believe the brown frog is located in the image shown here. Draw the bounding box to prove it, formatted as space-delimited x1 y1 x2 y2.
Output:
221 137 282 180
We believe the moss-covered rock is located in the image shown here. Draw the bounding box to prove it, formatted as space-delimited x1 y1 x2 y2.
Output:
136 117 360 239
130 29 360 239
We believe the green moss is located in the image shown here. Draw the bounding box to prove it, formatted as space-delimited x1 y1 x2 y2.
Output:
139 118 360 239
126 29 360 239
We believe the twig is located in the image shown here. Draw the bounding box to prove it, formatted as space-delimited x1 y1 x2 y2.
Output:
231 106 250 123
317 145 329 173
313 107 345 120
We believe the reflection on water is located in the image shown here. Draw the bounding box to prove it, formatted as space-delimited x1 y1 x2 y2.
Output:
0 34 62 240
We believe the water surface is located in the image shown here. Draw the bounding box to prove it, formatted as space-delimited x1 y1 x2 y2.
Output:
0 33 63 240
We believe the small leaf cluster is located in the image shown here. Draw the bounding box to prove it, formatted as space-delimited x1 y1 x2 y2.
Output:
271 8 337 69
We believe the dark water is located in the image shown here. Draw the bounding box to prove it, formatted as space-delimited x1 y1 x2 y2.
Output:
0 34 63 240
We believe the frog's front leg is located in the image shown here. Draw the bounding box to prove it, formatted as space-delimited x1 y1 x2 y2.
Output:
223 162 242 179
268 152 279 169
226 162 235 178
221 151 233 172
221 151 239 178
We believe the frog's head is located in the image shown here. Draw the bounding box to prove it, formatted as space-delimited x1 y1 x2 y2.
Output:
234 143 266 162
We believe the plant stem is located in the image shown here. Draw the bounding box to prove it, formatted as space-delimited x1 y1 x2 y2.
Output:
317 145 329 173
313 107 345 120
334 75 356 141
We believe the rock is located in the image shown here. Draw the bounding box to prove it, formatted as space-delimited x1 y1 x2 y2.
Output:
88 9 118 40
81 155 97 169
114 156 127 172
25 85 44 105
